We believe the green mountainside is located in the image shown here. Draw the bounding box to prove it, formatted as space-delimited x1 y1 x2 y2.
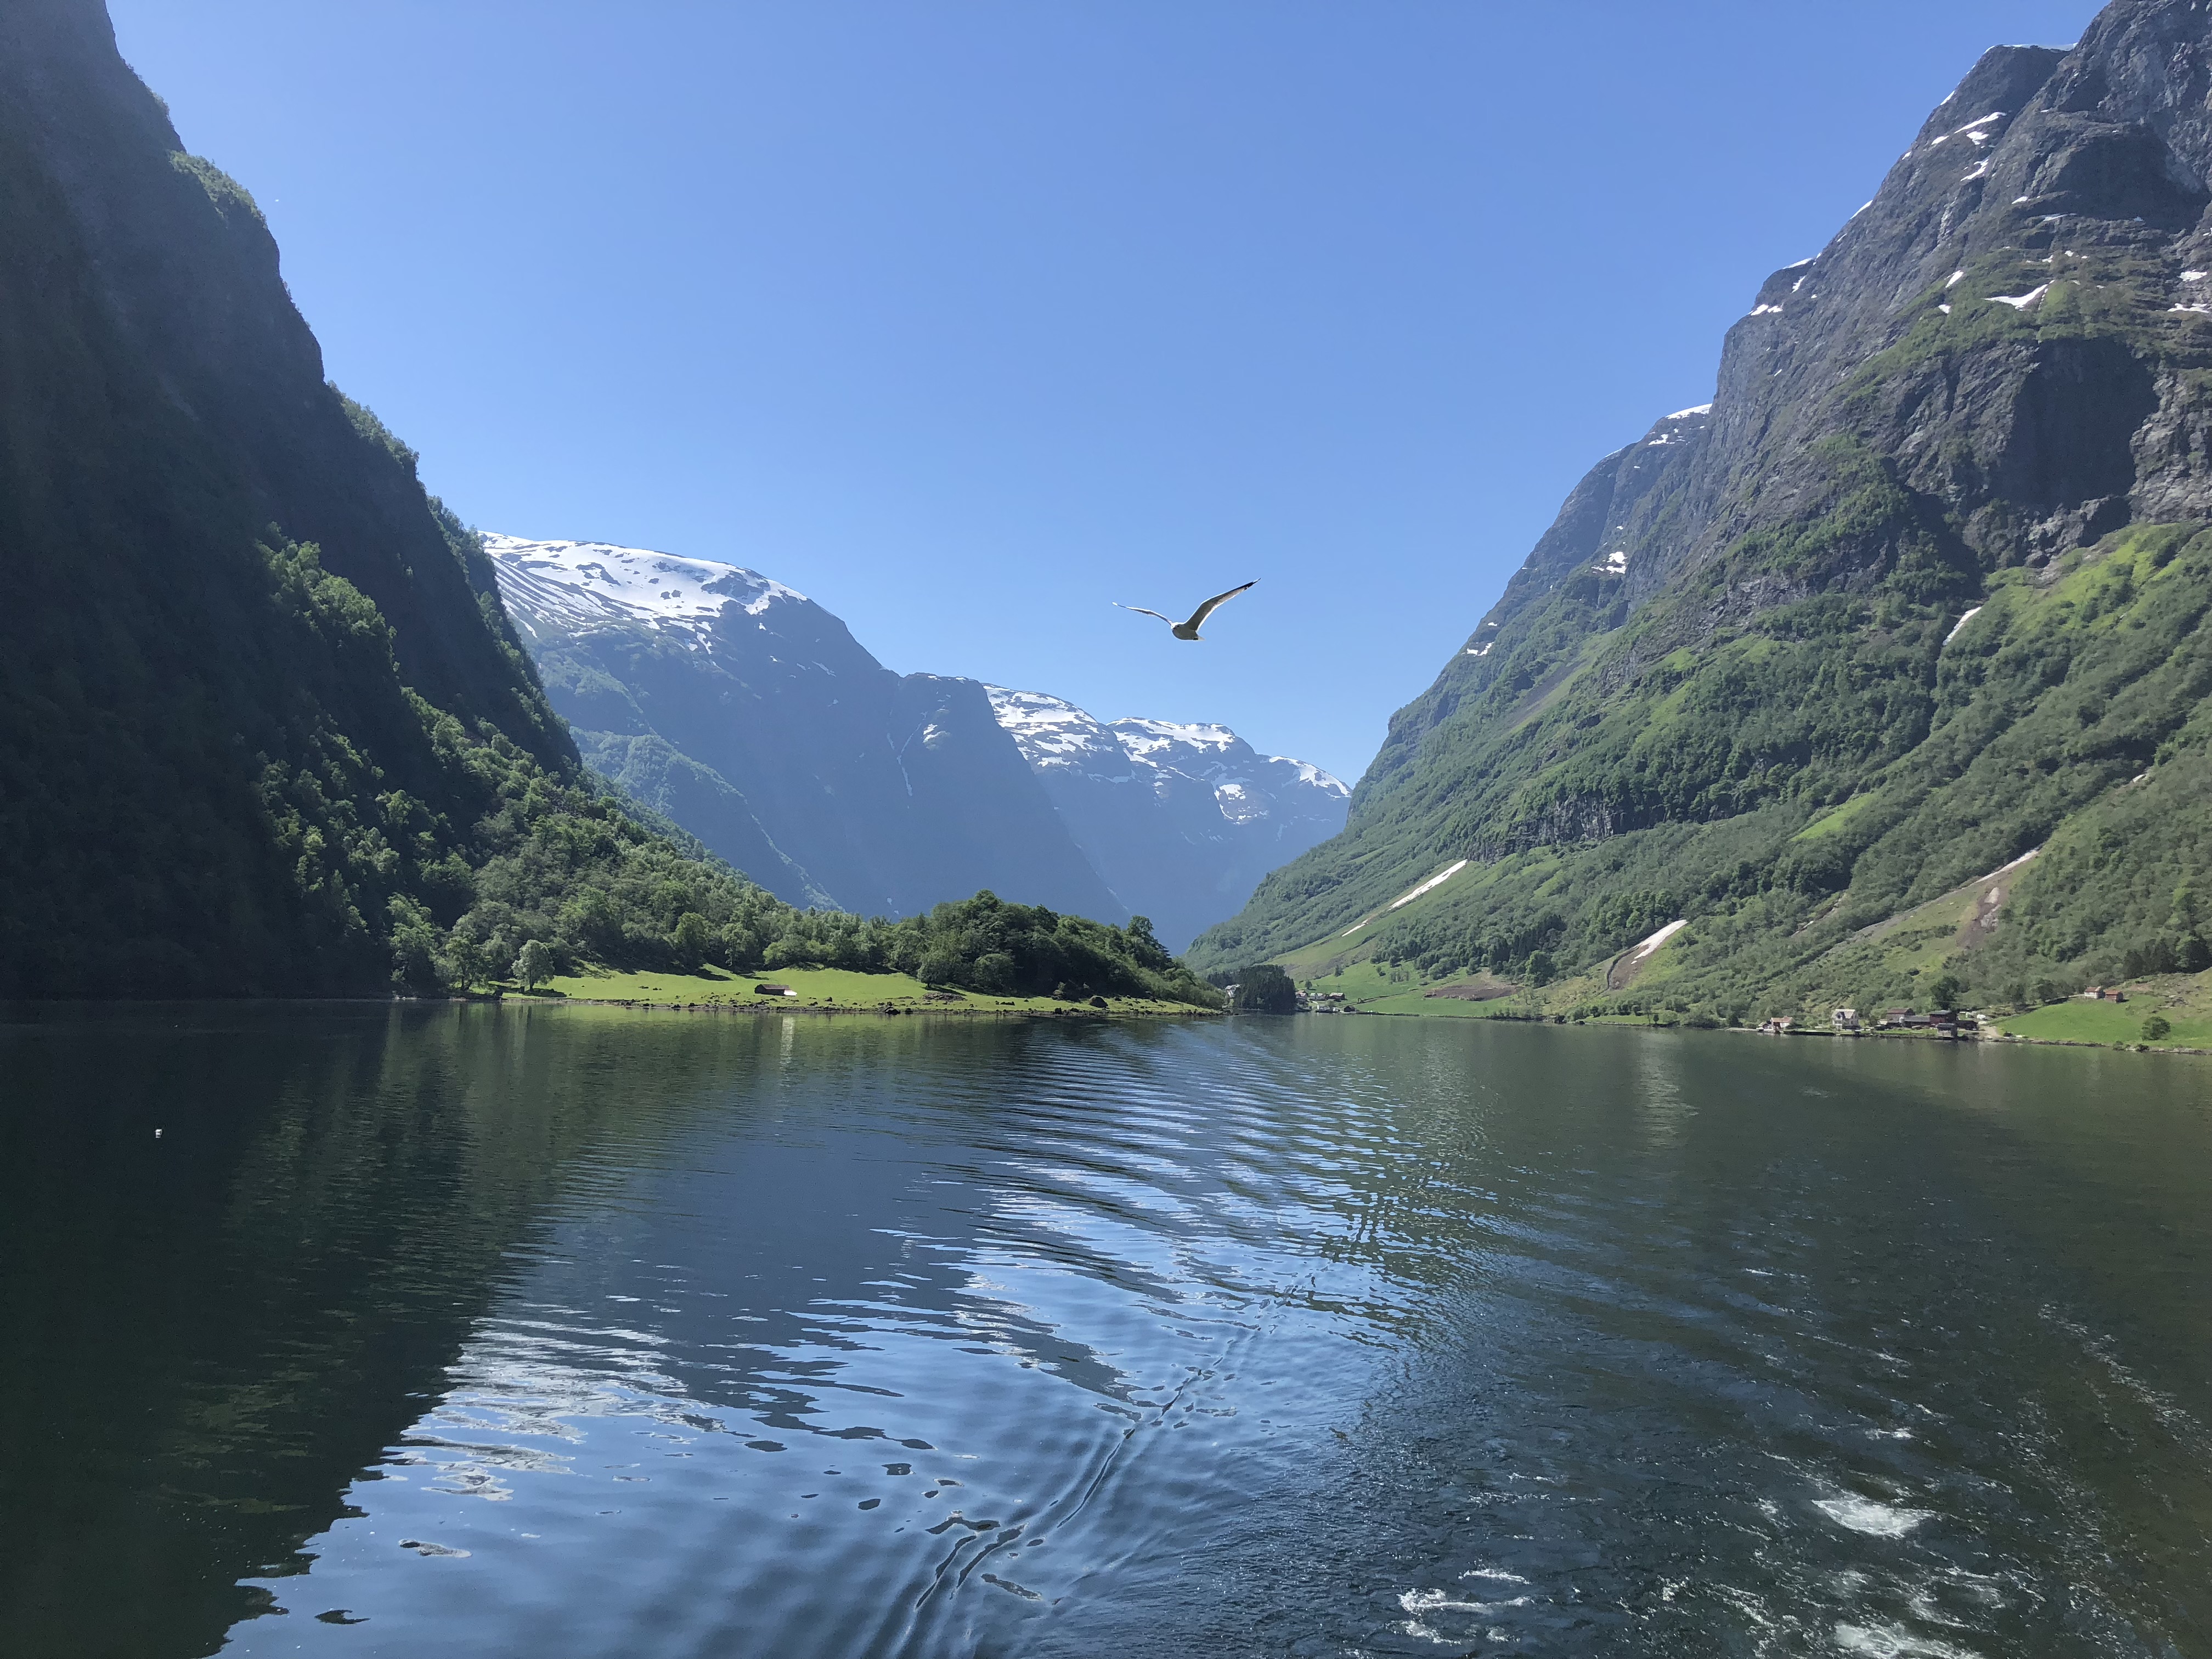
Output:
0 0 1211 1010
1191 6 2212 1022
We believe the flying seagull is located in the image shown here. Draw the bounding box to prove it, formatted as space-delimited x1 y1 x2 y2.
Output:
1114 581 1256 641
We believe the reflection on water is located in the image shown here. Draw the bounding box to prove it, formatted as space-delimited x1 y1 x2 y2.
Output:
1 1007 2208 1658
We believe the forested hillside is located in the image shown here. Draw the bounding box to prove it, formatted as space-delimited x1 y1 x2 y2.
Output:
1192 3 2212 1020
0 0 1214 1010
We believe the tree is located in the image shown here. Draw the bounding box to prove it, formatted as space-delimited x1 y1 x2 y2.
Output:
1928 974 1963 1011
1231 964 1298 1014
2142 1014 2172 1042
671 911 711 972
512 939 555 993
387 896 449 997
1123 915 1173 972
442 925 493 993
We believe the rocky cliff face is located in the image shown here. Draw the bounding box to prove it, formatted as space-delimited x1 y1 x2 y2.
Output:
1192 0 2212 1016
986 690 1348 951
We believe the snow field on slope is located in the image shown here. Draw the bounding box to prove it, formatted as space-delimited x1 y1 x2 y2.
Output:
486 535 804 641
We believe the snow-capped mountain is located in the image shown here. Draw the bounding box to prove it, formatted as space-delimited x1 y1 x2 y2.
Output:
986 689 1349 950
489 536 1345 945
488 535 1119 921
489 537 803 646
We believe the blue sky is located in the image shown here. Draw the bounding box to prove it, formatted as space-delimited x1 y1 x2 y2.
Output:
110 0 2098 783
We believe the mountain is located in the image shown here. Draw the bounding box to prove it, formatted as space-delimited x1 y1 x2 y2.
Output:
489 538 1347 946
1191 0 2212 1021
986 689 1348 950
487 535 1122 921
0 0 577 995
0 0 1211 1007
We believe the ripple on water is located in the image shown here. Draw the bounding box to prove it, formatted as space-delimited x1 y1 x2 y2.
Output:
6 1011 2193 1659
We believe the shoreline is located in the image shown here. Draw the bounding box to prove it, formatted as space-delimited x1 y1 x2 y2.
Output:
465 993 1220 1020
1311 1007 2210 1056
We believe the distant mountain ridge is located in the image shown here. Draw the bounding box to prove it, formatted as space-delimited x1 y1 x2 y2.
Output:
1191 0 2212 1019
490 537 1346 947
986 688 1348 951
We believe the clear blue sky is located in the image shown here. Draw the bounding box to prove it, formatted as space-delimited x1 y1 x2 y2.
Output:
109 0 2098 783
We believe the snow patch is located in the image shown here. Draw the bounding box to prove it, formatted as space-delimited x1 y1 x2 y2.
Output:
1388 861 1470 912
2183 269 2208 283
1346 861 1473 930
1979 847 2040 883
1274 759 1350 797
1595 550 1628 574
1750 303 1786 317
1946 270 1966 287
986 686 1346 808
985 686 1129 775
1629 919 1688 962
1667 403 1713 419
486 535 804 649
1988 284 2049 309
1942 605 1983 645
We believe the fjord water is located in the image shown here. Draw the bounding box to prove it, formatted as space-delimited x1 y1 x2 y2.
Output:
2 1009 2207 1659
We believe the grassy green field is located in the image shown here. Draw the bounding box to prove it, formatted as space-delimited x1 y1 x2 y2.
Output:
492 964 1203 1017
1296 958 1533 1019
1998 993 2212 1047
1285 944 2212 1049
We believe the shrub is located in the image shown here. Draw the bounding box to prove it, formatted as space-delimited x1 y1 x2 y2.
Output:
2142 1014 2172 1042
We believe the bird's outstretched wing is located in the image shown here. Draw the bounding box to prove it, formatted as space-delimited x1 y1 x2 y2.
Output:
1182 581 1256 631
1114 603 1176 624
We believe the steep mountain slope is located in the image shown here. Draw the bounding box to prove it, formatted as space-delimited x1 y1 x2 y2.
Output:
1193 0 2212 1019
0 0 592 995
489 537 1125 921
988 689 1347 950
0 0 1187 1006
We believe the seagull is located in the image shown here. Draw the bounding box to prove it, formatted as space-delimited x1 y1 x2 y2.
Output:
1114 581 1256 641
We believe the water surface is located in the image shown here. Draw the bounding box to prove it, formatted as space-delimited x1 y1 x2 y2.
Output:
2 1007 2207 1657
